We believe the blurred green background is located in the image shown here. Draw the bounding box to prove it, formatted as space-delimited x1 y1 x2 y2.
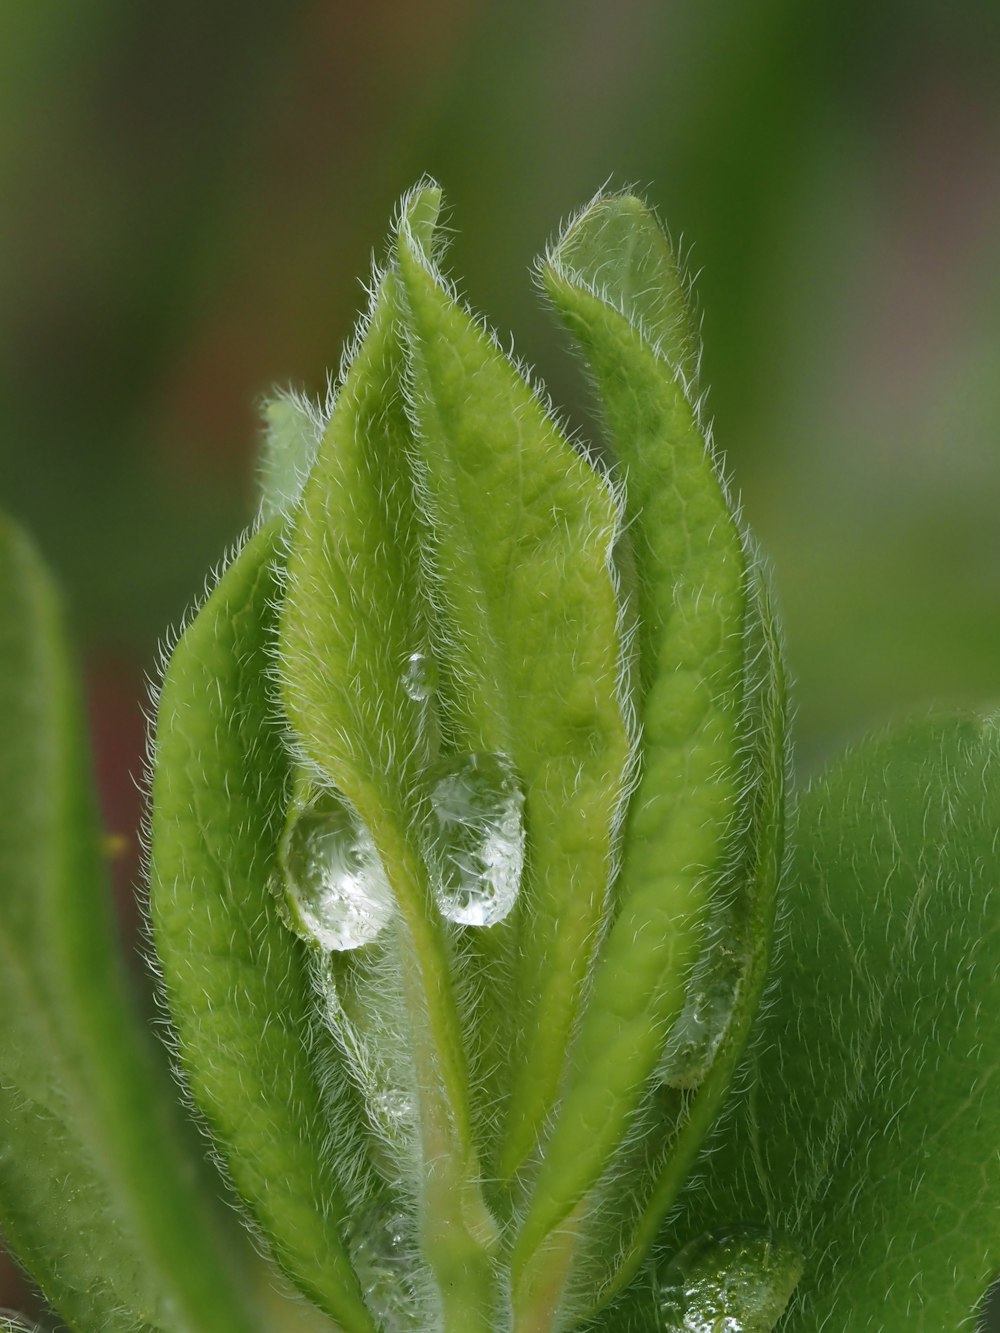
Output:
2 0 999 1324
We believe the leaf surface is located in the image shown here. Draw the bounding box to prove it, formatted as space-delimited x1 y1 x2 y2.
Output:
587 567 788 1316
257 390 325 521
278 186 506 1330
512 193 754 1321
395 209 631 1189
149 518 376 1332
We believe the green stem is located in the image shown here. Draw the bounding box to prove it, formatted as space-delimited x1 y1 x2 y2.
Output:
373 823 501 1326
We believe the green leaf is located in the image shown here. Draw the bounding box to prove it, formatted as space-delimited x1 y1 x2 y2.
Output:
510 192 761 1323
665 712 1000 1330
148 518 376 1333
588 567 789 1316
277 187 505 1332
547 190 700 380
395 201 631 1188
278 189 439 883
256 389 326 521
0 514 257 1333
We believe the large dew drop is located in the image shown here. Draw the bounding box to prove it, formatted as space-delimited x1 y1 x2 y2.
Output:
424 751 525 926
656 1227 803 1333
279 790 395 951
402 649 437 702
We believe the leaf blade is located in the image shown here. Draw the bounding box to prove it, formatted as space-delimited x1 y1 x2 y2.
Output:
511 193 755 1319
277 185 503 1330
256 389 325 521
395 212 632 1188
149 518 376 1332
588 566 789 1315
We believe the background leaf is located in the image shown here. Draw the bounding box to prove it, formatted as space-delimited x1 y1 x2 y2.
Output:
149 519 376 1333
0 514 257 1333
660 712 1000 1331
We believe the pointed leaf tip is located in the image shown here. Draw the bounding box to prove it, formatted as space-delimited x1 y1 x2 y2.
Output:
398 179 444 261
547 192 699 376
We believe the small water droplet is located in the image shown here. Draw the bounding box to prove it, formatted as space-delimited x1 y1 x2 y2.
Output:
424 752 525 926
320 975 416 1170
659 976 735 1089
279 790 395 951
350 1206 425 1331
656 1227 803 1333
371 1087 415 1134
403 650 437 702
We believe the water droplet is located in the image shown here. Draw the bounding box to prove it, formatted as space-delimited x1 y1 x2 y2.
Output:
370 1087 416 1135
279 790 395 951
320 973 417 1173
403 650 437 702
656 1227 803 1333
658 976 735 1089
424 752 525 926
350 1206 427 1331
